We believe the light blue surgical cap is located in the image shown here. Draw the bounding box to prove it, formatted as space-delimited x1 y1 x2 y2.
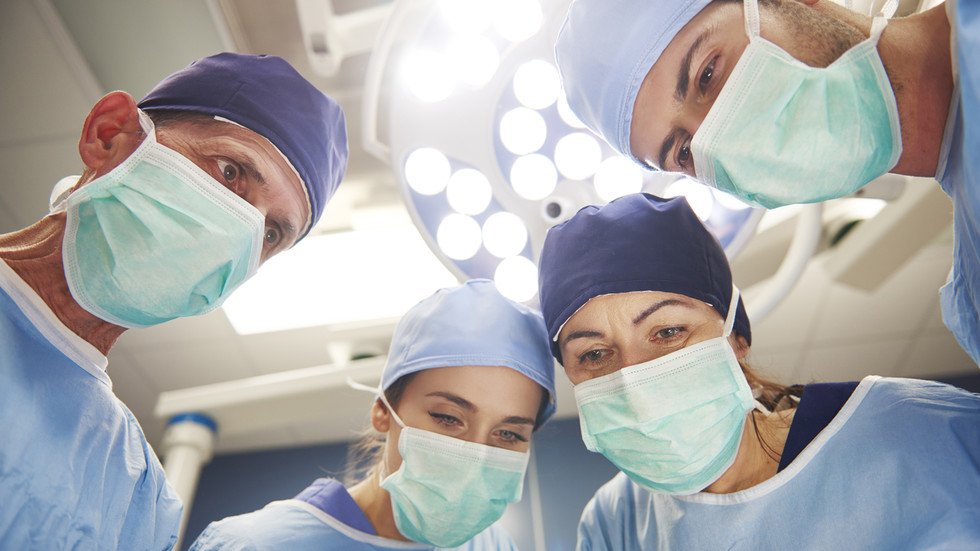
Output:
555 0 712 163
381 279 557 427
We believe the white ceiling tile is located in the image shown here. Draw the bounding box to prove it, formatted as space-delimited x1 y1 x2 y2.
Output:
240 326 336 375
895 332 977 379
0 0 96 144
748 260 830 349
810 244 952 345
118 308 240 348
0 138 82 228
132 339 258 392
796 338 909 383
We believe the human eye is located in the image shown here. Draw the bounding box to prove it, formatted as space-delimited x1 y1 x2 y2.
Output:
578 348 608 366
496 429 528 444
698 57 717 93
676 140 692 171
215 158 243 184
653 326 687 343
429 412 462 428
264 224 283 248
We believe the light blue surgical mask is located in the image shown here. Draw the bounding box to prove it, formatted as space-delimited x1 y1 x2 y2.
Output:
691 0 901 209
57 110 264 328
353 380 529 548
574 286 759 495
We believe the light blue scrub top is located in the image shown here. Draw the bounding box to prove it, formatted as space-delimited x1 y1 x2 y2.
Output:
577 376 980 550
0 260 181 550
189 497 520 551
937 0 980 365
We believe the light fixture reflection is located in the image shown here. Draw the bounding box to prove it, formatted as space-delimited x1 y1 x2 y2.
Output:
449 36 499 87
405 148 451 195
593 156 643 202
403 50 454 103
499 107 547 155
513 59 560 110
446 169 493 215
494 256 538 302
482 212 528 258
510 154 557 200
436 214 482 260
440 0 493 34
665 179 715 221
554 133 602 180
493 0 543 43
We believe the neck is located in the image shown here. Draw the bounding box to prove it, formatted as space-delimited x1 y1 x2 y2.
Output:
704 407 795 494
0 214 125 355
873 5 954 177
348 467 409 542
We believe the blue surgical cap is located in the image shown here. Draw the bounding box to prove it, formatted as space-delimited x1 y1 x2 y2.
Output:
538 193 751 361
382 279 557 427
139 52 348 239
555 0 711 163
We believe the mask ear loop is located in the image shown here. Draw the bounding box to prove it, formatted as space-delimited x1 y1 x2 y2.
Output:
743 0 761 39
348 377 409 482
869 0 898 44
724 285 770 414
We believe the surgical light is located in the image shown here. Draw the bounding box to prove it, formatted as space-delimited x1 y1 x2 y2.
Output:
493 0 543 43
510 154 557 200
493 256 539 302
405 148 451 195
513 59 560 110
555 133 602 180
446 169 492 215
403 49 454 102
439 0 493 34
499 107 547 155
593 156 644 202
665 179 715 221
448 36 499 87
482 212 529 258
437 214 483 260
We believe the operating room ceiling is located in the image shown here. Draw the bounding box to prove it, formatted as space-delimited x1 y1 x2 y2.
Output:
0 0 972 456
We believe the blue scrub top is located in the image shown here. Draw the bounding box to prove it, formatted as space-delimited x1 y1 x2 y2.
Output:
190 478 520 550
937 0 980 365
0 260 181 550
576 376 980 550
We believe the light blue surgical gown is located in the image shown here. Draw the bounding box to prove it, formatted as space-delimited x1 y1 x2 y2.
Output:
938 0 980 365
577 376 980 550
0 260 181 550
189 499 520 551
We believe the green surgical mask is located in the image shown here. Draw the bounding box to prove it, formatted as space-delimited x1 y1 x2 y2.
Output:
691 0 901 209
574 286 758 495
369 385 529 548
59 111 264 328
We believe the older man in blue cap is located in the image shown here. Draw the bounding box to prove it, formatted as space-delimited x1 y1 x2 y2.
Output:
0 53 347 549
556 0 978 366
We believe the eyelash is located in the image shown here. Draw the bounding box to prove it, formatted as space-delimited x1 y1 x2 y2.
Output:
698 56 718 93
429 412 462 427
673 56 719 172
576 326 687 365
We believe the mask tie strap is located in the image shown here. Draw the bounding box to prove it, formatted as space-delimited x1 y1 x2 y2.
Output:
347 377 408 428
743 0 761 39
723 284 740 338
870 0 898 43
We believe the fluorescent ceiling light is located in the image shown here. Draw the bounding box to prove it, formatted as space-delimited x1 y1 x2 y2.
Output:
222 225 458 335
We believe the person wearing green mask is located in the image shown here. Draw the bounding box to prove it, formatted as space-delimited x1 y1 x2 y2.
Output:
190 280 558 550
0 53 347 549
555 0 978 366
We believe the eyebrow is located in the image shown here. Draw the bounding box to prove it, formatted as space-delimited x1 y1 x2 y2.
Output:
674 27 714 103
631 298 696 326
501 416 536 426
427 391 476 411
561 329 604 347
240 156 300 245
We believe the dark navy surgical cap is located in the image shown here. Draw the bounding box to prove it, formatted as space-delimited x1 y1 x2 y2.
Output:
538 193 751 361
139 52 348 239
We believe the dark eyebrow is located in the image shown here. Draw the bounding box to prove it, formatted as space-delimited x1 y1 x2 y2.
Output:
427 391 476 411
240 156 300 245
502 416 536 426
561 329 604 348
632 299 696 326
675 27 713 103
657 128 683 171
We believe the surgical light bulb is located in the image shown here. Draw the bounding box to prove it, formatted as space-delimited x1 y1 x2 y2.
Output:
482 212 528 258
513 59 560 110
493 0 542 43
557 94 585 128
494 256 538 302
499 107 547 155
436 214 482 260
665 178 715 221
446 169 492 215
403 49 454 103
405 148 451 195
440 0 492 34
449 36 499 88
593 156 643 202
510 154 557 200
555 133 602 181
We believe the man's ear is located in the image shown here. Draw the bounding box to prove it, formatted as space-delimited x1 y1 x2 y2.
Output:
77 91 144 180
370 398 392 433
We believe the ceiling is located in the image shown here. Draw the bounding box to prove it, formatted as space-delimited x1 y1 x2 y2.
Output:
1 0 973 456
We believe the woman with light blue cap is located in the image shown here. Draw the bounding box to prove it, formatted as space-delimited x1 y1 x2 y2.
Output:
538 193 980 550
190 279 557 550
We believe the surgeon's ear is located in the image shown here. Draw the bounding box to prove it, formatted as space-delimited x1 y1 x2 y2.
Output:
371 399 392 433
730 334 750 361
77 91 144 183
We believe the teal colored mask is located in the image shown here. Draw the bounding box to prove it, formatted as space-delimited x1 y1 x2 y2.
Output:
60 111 264 328
376 390 529 548
574 286 756 495
691 0 901 209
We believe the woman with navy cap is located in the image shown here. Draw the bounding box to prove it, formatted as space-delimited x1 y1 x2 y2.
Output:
191 279 557 550
537 193 980 550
